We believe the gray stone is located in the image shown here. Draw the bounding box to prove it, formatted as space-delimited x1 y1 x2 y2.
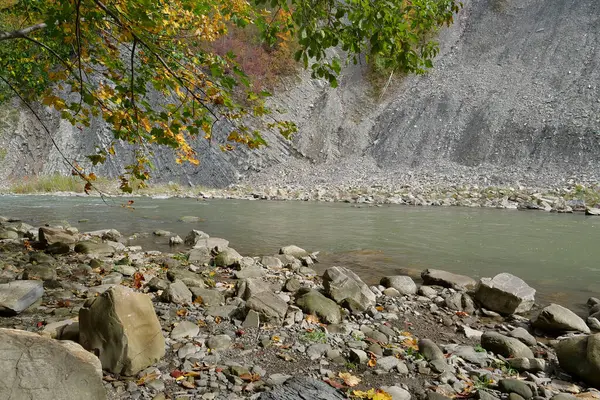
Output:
383 287 401 297
323 266 376 310
383 386 412 400
242 310 261 328
179 216 203 223
267 373 291 386
508 357 545 372
234 267 266 279
153 230 171 236
421 269 476 291
39 226 78 245
207 334 232 351
349 349 369 364
279 245 308 258
381 276 418 295
306 343 330 360
508 327 537 346
259 377 345 400
214 247 243 268
192 237 229 251
475 273 535 315
499 379 533 399
419 339 445 361
451 345 489 366
556 333 600 387
262 256 283 269
159 280 193 304
378 356 402 371
285 277 302 293
0 280 44 315
169 235 183 246
295 289 342 324
190 287 224 306
246 291 288 322
550 395 577 400
532 303 590 334
237 278 271 300
188 247 212 264
74 241 115 257
205 305 238 318
0 229 18 239
23 264 57 281
481 331 534 358
171 321 200 339
79 286 165 375
0 328 106 400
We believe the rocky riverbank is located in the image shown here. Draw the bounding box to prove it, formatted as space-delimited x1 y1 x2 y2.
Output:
1 218 600 400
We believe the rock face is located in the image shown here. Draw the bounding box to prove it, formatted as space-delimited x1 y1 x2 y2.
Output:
380 276 418 295
556 333 600 388
532 303 590 334
421 269 476 291
39 226 78 245
323 266 376 310
79 286 165 375
295 289 342 324
259 376 346 400
481 331 534 359
474 273 536 315
0 280 44 315
0 328 106 400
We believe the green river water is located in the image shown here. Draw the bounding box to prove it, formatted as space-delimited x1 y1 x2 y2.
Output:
1 195 598 312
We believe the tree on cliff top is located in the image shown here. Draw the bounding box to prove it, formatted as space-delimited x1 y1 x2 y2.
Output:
0 0 460 192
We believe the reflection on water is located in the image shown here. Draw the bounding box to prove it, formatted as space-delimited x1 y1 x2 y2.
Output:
1 194 599 312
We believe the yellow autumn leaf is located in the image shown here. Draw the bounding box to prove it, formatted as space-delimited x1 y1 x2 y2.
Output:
305 314 320 324
338 372 361 387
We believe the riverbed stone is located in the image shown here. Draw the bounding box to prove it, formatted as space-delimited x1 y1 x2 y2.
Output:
532 303 590 334
0 328 106 400
207 334 232 351
419 339 445 361
159 279 193 304
184 229 209 245
79 285 165 375
556 333 600 387
384 386 412 400
262 256 283 269
380 275 418 295
421 269 476 291
279 245 308 258
246 291 288 322
499 379 533 399
295 289 341 324
39 226 78 246
188 247 212 264
481 331 534 358
190 287 224 306
214 247 243 268
475 273 536 315
508 357 546 372
508 327 537 346
323 266 376 310
0 280 44 315
0 229 18 239
171 321 199 339
74 241 115 257
259 376 346 400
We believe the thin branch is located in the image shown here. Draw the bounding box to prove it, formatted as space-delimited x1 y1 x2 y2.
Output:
75 0 85 112
0 74 111 203
0 23 47 41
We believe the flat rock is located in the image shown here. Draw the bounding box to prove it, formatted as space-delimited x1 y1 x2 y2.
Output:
421 269 476 291
0 328 106 400
74 241 115 257
481 331 534 359
246 291 288 322
295 289 342 324
532 303 590 334
235 267 266 279
475 273 536 315
39 226 78 245
0 280 44 315
79 286 165 375
171 321 200 339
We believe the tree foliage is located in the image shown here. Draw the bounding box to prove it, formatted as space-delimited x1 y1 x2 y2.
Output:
0 0 460 191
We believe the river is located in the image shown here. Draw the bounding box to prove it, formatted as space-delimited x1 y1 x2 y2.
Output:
1 195 598 312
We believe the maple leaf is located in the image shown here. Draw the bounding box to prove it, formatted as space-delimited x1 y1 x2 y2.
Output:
339 372 361 387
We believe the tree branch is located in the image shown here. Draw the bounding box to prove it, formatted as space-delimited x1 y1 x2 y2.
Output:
0 23 47 41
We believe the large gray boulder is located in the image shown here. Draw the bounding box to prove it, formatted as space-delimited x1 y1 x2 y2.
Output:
246 291 288 323
323 266 376 310
380 276 417 295
474 273 535 315
279 245 308 258
39 226 78 245
532 304 590 334
79 286 165 375
481 331 534 358
0 328 106 400
295 289 342 324
556 333 600 388
184 229 210 246
421 269 476 291
214 247 243 268
74 241 115 257
0 280 44 315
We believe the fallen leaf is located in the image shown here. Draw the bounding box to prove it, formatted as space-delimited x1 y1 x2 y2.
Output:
305 314 320 324
136 372 158 385
184 371 201 378
367 358 377 368
324 378 345 389
180 379 195 389
176 309 188 317
214 316 222 324
170 370 184 379
132 272 145 289
339 372 361 387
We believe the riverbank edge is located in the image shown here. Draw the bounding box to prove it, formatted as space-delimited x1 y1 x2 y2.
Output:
2 181 600 213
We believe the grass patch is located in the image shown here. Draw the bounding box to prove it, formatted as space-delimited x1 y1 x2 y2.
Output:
300 328 327 343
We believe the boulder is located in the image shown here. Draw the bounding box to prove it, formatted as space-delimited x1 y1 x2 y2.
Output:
262 256 283 269
79 286 165 375
74 241 115 257
556 333 600 388
532 304 590 334
188 247 212 264
246 291 288 322
380 276 418 295
323 266 376 310
0 328 106 400
295 289 342 324
184 229 209 246
508 327 537 346
0 280 44 315
169 235 183 246
190 287 225 306
192 236 229 251
279 245 308 258
39 226 78 246
421 269 476 291
207 334 232 351
419 339 445 361
159 280 193 304
481 331 534 358
474 273 535 315
214 247 243 268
